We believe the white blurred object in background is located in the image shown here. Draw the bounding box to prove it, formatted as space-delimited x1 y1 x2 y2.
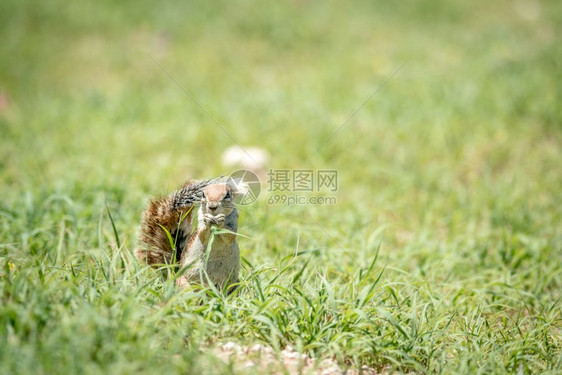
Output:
222 146 269 181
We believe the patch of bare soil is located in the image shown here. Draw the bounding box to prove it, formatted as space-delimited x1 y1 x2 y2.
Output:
215 342 379 374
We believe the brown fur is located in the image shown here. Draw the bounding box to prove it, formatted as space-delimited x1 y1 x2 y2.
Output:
203 184 229 202
135 179 201 266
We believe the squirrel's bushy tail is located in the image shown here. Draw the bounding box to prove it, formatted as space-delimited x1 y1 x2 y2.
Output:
135 178 222 267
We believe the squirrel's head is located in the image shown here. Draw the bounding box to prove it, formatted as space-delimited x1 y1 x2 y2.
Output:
201 183 237 216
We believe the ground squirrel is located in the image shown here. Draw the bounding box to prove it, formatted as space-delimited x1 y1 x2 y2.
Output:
136 177 242 293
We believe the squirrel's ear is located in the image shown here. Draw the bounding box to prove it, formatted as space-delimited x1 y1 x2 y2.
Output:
228 178 250 196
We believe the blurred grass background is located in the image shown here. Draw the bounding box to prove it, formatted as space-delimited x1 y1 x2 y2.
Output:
1 0 561 373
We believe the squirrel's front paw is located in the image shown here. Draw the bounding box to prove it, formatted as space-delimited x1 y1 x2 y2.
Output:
203 213 225 227
214 214 225 227
203 213 217 226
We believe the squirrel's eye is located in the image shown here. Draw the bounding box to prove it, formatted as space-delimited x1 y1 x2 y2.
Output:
225 191 231 200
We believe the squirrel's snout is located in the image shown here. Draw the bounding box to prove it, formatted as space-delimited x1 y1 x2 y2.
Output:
207 202 219 211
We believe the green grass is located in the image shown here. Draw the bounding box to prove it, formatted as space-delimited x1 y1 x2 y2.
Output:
1 0 561 373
